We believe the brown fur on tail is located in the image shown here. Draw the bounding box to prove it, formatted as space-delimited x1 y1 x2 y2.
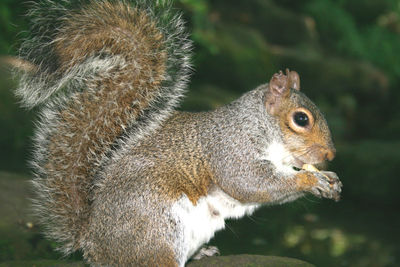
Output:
17 0 191 254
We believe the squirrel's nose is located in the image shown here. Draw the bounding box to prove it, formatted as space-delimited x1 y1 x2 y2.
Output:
325 148 336 161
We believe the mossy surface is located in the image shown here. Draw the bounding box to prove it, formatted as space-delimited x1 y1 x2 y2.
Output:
187 255 314 267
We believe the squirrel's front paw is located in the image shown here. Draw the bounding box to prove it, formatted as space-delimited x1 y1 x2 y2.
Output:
311 171 342 201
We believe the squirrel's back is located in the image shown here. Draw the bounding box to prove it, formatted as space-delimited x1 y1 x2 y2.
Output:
16 0 191 254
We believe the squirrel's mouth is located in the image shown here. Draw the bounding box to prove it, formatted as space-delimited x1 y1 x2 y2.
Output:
290 155 326 171
290 155 328 172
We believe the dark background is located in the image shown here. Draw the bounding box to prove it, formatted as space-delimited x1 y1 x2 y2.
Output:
1 0 399 266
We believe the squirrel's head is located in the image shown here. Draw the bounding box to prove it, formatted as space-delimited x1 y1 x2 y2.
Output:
264 69 336 168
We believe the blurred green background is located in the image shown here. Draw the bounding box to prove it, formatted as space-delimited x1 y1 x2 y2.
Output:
1 0 400 266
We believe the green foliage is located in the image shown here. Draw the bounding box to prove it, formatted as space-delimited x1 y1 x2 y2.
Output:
0 68 34 173
305 0 366 58
302 0 400 78
363 26 400 78
0 0 29 55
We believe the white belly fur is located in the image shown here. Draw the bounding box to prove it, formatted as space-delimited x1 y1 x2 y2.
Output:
171 187 259 264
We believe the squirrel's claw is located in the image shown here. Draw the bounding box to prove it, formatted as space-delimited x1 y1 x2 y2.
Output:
312 171 342 201
191 246 220 260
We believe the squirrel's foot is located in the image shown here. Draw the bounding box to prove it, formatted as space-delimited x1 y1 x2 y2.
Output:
311 171 342 201
191 246 220 260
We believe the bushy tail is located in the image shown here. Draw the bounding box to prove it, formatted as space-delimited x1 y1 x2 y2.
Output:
16 0 191 255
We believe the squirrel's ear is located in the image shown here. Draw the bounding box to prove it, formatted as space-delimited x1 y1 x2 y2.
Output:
286 69 300 91
265 70 290 115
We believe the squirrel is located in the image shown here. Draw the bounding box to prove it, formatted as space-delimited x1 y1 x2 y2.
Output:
15 0 342 266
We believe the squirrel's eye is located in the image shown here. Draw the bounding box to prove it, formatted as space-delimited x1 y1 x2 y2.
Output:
293 112 309 127
288 108 314 133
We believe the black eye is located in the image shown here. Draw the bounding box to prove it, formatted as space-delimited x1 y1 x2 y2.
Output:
293 112 309 127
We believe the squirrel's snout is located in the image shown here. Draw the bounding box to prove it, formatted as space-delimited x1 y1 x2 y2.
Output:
325 148 336 161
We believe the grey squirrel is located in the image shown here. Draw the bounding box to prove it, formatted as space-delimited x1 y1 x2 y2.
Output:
15 0 342 266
